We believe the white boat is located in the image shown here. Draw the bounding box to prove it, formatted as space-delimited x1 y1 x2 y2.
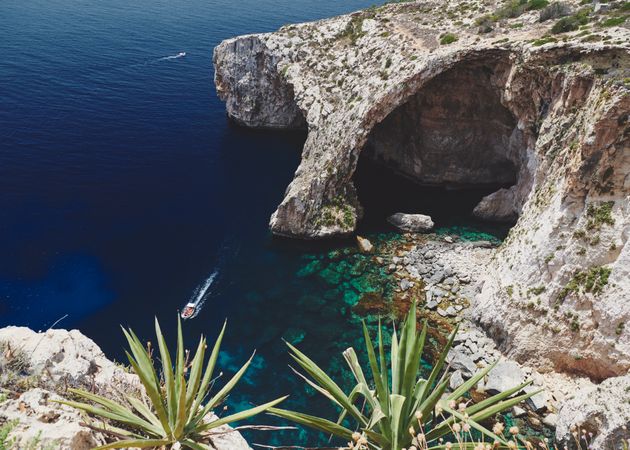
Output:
180 302 196 320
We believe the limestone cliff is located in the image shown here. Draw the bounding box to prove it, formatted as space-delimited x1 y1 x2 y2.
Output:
214 0 629 385
0 327 251 450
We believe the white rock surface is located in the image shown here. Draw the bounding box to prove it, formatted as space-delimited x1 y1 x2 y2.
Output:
387 213 434 232
0 327 251 450
556 374 630 449
0 326 140 394
0 388 106 450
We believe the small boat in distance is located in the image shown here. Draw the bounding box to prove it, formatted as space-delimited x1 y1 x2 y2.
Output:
177 52 186 57
180 302 196 320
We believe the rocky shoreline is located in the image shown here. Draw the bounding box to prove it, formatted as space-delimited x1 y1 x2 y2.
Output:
356 231 629 448
214 0 629 382
213 0 629 446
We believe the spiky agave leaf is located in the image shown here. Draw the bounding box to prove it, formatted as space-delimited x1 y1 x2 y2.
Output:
61 316 286 447
273 299 539 450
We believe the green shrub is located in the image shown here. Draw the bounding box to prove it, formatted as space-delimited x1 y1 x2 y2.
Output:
0 419 18 450
551 8 591 33
600 16 627 27
269 301 538 450
527 0 550 10
586 201 615 230
60 318 285 449
532 35 558 45
557 266 612 303
440 33 458 45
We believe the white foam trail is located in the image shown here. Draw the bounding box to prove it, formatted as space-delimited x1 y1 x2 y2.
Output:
184 270 218 319
159 52 186 61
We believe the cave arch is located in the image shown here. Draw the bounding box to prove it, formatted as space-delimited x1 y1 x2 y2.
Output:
353 57 528 228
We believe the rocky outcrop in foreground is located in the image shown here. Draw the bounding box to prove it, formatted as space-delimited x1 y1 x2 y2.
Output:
215 0 629 444
0 327 250 450
372 233 628 447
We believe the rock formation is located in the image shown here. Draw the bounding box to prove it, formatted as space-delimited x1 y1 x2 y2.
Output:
387 213 434 232
214 0 629 444
214 0 629 374
556 373 630 449
0 327 251 450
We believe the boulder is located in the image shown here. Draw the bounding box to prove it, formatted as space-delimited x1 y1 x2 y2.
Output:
449 370 465 390
472 188 518 223
387 213 434 233
543 413 559 428
356 235 374 253
484 360 525 394
447 349 478 377
524 384 551 412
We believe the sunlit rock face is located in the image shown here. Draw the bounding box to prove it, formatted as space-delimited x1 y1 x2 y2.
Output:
214 35 306 129
214 0 630 385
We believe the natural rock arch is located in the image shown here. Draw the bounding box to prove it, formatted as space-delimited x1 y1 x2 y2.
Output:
353 55 530 224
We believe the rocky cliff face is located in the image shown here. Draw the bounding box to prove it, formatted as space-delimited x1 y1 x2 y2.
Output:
214 0 629 381
0 327 251 450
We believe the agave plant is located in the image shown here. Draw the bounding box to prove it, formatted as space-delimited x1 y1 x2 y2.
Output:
269 301 539 450
60 318 286 449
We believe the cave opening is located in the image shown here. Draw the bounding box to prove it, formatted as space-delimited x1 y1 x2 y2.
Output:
353 61 526 239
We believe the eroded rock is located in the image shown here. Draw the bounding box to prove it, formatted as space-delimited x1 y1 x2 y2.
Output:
387 213 434 233
556 374 630 449
0 328 251 450
214 0 630 385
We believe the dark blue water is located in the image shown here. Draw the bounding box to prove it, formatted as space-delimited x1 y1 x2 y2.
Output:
0 0 511 446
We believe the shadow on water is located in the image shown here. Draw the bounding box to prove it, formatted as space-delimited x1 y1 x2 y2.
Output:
354 157 515 241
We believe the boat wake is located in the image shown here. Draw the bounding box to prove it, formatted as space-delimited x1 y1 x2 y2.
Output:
159 52 186 61
182 270 219 320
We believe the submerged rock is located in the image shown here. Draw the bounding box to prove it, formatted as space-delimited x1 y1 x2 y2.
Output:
387 213 434 233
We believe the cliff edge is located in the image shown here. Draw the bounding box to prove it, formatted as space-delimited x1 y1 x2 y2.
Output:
213 0 630 420
0 327 251 450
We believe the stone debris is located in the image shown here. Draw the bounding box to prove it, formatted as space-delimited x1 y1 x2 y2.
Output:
556 374 630 449
449 370 465 390
484 360 526 395
399 278 414 291
512 406 527 418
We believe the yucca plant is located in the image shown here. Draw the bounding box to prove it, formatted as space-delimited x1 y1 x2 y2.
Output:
60 318 287 449
269 301 539 450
